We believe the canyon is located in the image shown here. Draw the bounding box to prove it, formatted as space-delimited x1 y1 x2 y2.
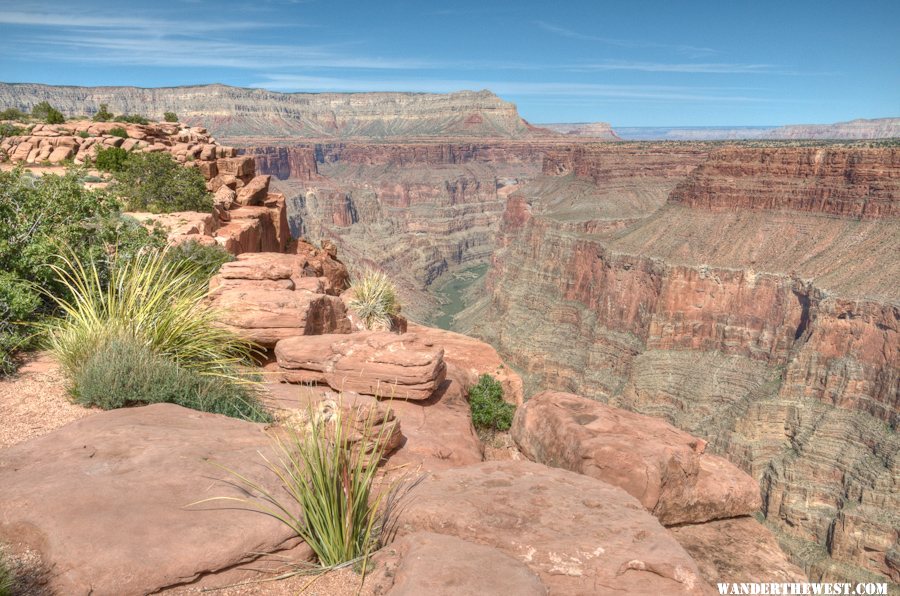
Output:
1 84 898 589
242 135 899 587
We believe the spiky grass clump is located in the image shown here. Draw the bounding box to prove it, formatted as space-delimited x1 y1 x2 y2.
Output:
197 400 408 569
43 249 264 419
347 270 401 331
44 249 253 380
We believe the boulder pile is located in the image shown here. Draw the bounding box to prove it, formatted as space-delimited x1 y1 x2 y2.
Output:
0 120 290 255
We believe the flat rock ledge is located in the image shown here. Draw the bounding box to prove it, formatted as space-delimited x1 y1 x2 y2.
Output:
0 404 306 596
394 460 711 595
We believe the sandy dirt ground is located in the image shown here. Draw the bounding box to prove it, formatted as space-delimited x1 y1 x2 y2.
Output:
0 352 96 449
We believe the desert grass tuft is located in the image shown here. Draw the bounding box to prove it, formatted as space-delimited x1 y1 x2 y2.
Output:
346 270 401 331
0 551 13 596
43 248 254 381
194 398 416 572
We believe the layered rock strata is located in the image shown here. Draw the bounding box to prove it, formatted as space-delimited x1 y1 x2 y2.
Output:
0 83 536 140
472 144 900 584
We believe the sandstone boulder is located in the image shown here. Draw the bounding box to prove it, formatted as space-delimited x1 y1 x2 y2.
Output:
407 322 524 406
236 174 271 206
264 374 482 472
512 391 761 525
213 250 349 296
275 331 447 400
209 286 349 347
375 532 546 595
395 461 710 595
668 518 807 584
0 404 308 596
216 156 255 178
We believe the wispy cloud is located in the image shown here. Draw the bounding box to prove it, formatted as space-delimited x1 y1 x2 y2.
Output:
535 21 718 58
568 60 779 74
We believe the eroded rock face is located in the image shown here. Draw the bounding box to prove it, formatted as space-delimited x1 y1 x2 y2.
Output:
209 251 351 346
395 460 710 595
0 83 534 140
512 391 761 526
374 532 547 595
474 144 900 583
0 404 306 596
669 147 900 218
275 332 447 400
669 518 807 584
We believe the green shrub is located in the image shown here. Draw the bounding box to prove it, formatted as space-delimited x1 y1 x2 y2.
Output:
31 101 64 124
116 114 149 125
94 146 129 172
0 123 23 138
0 273 40 376
163 240 234 282
347 270 401 331
0 551 13 596
0 107 27 121
112 151 212 213
163 111 178 123
73 336 269 422
196 401 406 568
108 126 128 138
45 248 255 387
78 131 90 139
469 374 515 432
93 103 113 122
0 167 165 371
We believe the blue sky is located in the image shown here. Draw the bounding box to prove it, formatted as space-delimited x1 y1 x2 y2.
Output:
0 0 897 126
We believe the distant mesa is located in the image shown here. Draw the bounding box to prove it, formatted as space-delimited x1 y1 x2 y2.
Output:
0 82 536 141
615 118 900 140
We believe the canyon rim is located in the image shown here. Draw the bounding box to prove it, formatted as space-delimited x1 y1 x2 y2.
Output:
0 1 897 594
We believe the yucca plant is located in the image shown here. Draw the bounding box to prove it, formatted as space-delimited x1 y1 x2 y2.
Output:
346 270 401 331
195 399 411 572
43 248 255 382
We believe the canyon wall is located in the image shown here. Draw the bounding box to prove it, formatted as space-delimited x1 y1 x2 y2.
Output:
247 142 557 320
469 145 899 585
0 83 537 140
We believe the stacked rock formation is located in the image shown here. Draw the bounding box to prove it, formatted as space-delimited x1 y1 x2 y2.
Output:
0 120 292 256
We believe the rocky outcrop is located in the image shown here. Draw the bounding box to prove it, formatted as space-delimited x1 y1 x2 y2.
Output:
0 119 294 255
471 143 900 584
275 332 447 400
0 83 535 140
669 518 808 584
0 119 236 167
395 460 710 595
669 146 900 218
243 146 319 180
512 391 761 526
0 404 309 596
208 251 351 346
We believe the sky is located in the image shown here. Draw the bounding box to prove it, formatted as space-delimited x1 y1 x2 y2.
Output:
0 0 897 126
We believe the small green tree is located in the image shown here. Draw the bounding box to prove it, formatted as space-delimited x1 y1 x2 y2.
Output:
163 111 178 122
0 108 27 121
94 146 130 172
93 103 114 122
112 151 212 213
469 374 515 432
31 101 64 124
0 123 24 138
108 126 128 138
116 114 149 125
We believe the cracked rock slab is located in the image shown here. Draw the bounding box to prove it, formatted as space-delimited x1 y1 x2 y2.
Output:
394 460 711 595
0 404 305 596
